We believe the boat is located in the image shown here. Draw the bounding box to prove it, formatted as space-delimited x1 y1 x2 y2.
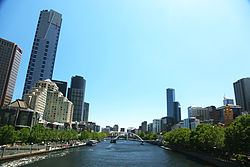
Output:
86 140 98 146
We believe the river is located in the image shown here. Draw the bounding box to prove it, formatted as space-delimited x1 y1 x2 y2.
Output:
0 140 215 167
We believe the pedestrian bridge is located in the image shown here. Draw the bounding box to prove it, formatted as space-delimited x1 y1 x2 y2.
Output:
109 132 144 144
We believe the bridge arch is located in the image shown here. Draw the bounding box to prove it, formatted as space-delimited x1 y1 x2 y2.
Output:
111 132 144 143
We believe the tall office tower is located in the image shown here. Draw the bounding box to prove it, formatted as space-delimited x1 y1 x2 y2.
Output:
174 102 181 124
0 38 22 107
233 78 250 112
167 88 175 117
52 80 67 96
223 96 234 106
83 102 89 123
141 121 147 133
152 119 161 134
23 9 62 96
67 75 86 122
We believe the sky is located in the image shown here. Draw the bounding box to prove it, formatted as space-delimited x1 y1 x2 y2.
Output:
1 0 250 129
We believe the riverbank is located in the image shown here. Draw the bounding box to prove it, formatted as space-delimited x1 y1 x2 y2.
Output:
0 142 86 162
146 140 247 167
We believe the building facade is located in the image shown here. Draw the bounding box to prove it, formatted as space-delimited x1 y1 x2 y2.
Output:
141 121 147 133
83 102 89 123
152 119 161 134
174 102 181 124
52 80 67 96
161 116 174 132
233 78 250 112
188 106 210 121
67 75 86 122
23 9 62 96
223 96 234 106
0 38 22 107
167 88 175 117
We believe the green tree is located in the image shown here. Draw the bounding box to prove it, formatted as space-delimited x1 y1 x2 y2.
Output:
224 115 250 154
150 133 158 140
68 129 78 140
19 127 31 144
164 128 191 148
30 124 46 143
0 125 17 145
190 124 219 151
51 129 59 142
80 130 90 140
139 132 145 139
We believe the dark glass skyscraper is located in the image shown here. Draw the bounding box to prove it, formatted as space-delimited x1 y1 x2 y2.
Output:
67 75 86 122
167 88 175 117
52 80 67 97
23 9 62 96
0 38 22 107
83 102 89 123
234 78 250 112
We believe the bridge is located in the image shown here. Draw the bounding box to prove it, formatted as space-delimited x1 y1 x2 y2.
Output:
109 132 144 144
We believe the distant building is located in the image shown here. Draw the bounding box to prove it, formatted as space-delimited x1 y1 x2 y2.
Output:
95 125 100 132
206 105 220 124
188 106 209 121
217 104 242 124
233 78 250 112
24 79 74 126
67 75 86 122
147 123 153 133
0 38 22 107
83 102 89 123
161 116 174 132
102 127 110 134
141 121 147 133
152 119 161 134
52 80 67 96
167 88 175 117
113 124 119 132
174 102 181 124
223 96 234 106
23 10 62 96
171 121 184 131
189 117 200 130
120 128 125 132
0 100 39 129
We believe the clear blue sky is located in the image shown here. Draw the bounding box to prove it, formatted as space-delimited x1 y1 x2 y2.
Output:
1 0 250 129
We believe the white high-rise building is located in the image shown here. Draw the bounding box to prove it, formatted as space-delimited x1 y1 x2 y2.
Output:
152 119 161 134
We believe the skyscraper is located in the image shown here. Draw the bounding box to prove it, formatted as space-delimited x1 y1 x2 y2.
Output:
0 38 22 107
233 78 250 112
174 102 181 124
23 9 62 96
141 121 147 133
67 75 86 122
167 88 175 117
52 80 67 96
83 102 89 123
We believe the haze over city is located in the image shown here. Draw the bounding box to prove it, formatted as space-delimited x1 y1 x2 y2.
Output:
1 0 250 128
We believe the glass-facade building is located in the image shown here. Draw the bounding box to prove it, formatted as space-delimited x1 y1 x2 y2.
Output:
233 78 250 112
167 88 175 117
83 102 89 123
0 38 22 107
23 9 62 96
67 75 86 122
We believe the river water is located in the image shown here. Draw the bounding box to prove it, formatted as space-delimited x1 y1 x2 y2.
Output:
0 140 215 167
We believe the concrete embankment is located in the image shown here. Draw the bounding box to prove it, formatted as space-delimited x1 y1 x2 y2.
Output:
0 143 86 162
146 140 246 167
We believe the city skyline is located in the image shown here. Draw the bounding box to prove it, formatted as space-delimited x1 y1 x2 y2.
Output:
1 0 250 128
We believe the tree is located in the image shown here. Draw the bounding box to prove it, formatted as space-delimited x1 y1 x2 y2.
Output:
30 124 46 143
80 130 90 140
150 133 158 140
0 125 17 145
224 115 250 154
190 124 219 151
164 128 191 148
139 132 145 139
19 127 31 144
